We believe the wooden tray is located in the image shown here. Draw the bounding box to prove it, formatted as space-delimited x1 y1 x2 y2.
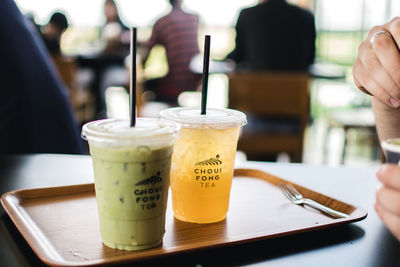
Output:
1 168 367 266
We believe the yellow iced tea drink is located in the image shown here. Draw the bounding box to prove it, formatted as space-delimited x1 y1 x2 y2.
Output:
160 107 246 223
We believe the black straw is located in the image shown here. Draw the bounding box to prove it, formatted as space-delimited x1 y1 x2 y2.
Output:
201 35 211 115
130 27 137 127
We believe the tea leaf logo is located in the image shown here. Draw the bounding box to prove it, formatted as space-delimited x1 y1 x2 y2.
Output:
195 154 222 166
135 171 162 186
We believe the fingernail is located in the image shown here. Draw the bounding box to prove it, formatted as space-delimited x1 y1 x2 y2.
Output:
389 97 400 108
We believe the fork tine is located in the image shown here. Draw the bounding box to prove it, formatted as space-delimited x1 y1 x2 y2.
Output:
285 184 302 199
279 184 296 201
279 184 290 199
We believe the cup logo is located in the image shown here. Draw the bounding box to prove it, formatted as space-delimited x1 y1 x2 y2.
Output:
195 154 222 166
134 172 163 210
135 171 162 186
194 155 223 188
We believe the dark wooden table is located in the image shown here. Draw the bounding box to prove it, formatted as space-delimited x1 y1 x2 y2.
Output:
0 154 398 266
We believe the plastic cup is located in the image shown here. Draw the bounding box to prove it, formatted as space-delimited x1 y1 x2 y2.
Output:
381 138 400 164
81 118 179 251
160 107 246 223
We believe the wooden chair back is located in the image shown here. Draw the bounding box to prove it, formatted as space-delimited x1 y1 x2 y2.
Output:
228 71 311 162
51 56 76 90
51 56 97 124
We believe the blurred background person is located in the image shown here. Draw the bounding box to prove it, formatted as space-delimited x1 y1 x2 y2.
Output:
227 0 316 71
41 11 69 56
140 0 201 105
96 0 130 118
224 0 316 162
101 0 130 56
0 0 83 154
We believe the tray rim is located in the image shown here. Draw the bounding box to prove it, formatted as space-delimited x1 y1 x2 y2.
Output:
0 168 368 266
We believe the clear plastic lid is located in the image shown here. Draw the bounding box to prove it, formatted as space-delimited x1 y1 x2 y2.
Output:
81 118 180 147
160 107 247 129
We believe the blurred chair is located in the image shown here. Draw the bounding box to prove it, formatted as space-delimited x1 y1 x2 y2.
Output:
323 108 382 164
228 72 311 162
52 56 75 88
51 56 96 124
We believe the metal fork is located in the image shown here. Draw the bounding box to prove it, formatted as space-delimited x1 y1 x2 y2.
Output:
279 183 349 219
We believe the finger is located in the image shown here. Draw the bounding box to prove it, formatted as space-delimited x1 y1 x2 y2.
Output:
387 17 400 49
353 60 373 95
353 78 372 96
370 30 400 92
359 44 399 99
354 57 400 108
375 202 400 241
376 185 400 216
377 164 400 190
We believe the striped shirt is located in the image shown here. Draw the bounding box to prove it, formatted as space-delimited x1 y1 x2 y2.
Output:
146 7 201 100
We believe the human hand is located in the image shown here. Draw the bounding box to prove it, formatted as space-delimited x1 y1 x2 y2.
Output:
375 163 400 240
353 17 400 108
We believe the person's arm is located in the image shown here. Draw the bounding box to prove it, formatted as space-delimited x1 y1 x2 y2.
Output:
354 17 400 242
308 14 316 66
0 0 83 154
140 43 152 67
226 11 245 62
372 97 400 142
141 20 161 66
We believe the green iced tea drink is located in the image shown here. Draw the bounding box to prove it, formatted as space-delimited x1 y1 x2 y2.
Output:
81 118 179 251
